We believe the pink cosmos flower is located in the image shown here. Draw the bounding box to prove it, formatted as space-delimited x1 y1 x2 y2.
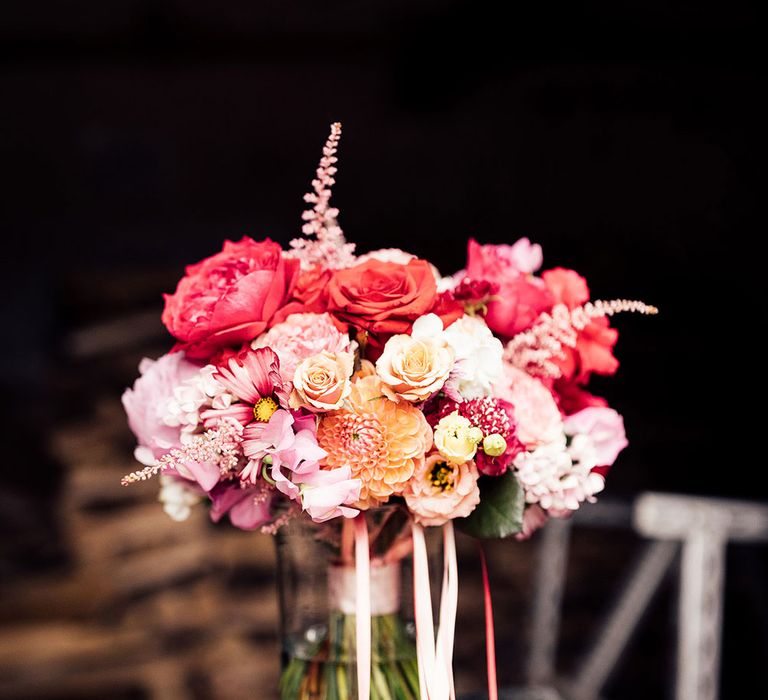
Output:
251 312 355 384
563 407 628 469
203 346 291 428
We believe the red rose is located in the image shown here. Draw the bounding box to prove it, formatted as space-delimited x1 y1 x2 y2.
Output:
542 267 619 382
162 237 299 359
465 239 552 338
326 258 461 357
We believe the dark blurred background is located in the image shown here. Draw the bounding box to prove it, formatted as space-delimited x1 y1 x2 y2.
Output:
0 1 764 699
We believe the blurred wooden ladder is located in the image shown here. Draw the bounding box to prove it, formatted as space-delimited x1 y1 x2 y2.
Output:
525 492 768 700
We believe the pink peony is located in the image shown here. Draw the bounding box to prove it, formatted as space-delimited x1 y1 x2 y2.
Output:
252 312 354 384
493 364 563 448
122 353 200 465
405 452 481 527
563 407 628 469
465 239 553 338
162 237 300 360
542 268 619 381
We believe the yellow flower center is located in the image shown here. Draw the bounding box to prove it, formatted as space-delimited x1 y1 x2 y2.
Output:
253 396 279 422
429 462 454 492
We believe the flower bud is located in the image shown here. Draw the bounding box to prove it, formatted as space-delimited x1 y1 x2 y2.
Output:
482 433 507 457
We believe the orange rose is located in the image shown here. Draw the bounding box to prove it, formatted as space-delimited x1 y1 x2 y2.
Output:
326 259 461 358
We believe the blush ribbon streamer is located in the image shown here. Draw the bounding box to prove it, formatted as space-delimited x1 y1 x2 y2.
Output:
354 517 462 700
411 521 458 700
354 514 371 700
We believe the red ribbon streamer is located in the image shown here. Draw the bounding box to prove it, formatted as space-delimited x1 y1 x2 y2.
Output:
479 544 498 700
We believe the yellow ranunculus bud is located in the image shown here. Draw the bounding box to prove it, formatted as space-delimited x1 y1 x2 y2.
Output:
434 411 481 464
482 433 507 457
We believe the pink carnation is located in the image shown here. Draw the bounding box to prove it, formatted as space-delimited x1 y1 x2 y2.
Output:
405 452 481 527
252 312 354 384
122 353 200 465
493 364 563 448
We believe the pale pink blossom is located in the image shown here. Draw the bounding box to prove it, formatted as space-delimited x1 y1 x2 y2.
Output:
405 452 481 527
513 439 605 512
298 466 361 521
252 312 354 384
466 237 543 278
162 364 232 438
563 407 628 467
443 315 504 399
493 364 563 448
122 352 200 465
158 475 203 522
286 122 357 270
505 237 544 274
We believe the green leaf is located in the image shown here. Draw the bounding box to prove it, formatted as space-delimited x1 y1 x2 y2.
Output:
456 471 525 539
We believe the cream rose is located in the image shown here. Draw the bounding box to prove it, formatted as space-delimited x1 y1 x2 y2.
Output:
433 411 484 464
405 452 481 527
375 314 454 402
290 351 354 411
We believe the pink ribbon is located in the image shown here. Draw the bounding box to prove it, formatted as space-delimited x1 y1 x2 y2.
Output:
412 521 458 700
354 514 371 700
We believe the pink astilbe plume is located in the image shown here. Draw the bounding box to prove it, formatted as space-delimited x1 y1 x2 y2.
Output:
505 299 658 379
287 122 356 270
121 421 242 487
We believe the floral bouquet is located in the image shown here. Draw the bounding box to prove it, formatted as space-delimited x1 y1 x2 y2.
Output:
122 123 656 700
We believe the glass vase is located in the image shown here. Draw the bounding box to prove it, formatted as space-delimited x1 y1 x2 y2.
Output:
275 506 421 700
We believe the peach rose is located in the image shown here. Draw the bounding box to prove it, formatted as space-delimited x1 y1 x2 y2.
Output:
405 452 481 527
375 314 454 402
290 351 354 411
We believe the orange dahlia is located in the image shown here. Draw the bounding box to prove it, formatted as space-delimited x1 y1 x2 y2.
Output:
317 374 433 508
